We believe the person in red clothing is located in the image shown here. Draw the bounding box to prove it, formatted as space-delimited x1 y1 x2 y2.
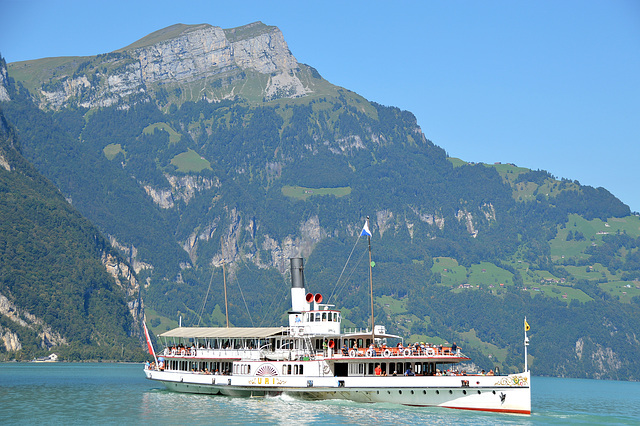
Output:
374 364 382 376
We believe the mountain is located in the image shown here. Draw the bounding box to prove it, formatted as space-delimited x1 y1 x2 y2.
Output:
2 23 640 379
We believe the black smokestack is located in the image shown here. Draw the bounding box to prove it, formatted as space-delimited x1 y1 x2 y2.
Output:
290 257 304 289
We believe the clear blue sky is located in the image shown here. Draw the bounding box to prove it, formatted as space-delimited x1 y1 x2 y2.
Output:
2 0 639 212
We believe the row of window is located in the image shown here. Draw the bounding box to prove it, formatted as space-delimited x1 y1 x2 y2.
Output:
348 362 437 376
306 311 340 322
165 360 233 374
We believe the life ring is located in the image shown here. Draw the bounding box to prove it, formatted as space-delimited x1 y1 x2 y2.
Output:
349 349 356 357
180 349 186 356
190 348 196 356
383 349 391 357
329 340 335 349
403 349 411 357
171 348 176 356
366 349 373 357
426 348 435 356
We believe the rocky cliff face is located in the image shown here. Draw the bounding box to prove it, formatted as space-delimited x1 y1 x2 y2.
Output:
11 22 311 110
0 59 10 102
0 293 67 351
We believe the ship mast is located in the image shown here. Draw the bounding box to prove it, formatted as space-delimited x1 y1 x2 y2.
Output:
524 317 530 372
221 237 229 328
366 216 375 339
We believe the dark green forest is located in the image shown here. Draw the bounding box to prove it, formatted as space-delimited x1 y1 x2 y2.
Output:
0 104 146 361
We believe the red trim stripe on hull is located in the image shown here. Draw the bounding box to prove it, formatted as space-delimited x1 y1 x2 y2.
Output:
403 404 531 415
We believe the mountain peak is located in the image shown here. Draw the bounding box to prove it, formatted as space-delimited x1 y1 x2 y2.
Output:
8 22 319 110
117 23 213 52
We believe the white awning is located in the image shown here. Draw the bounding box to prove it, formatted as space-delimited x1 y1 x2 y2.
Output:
159 327 286 339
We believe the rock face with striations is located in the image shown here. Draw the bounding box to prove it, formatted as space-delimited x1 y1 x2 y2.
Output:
9 22 311 110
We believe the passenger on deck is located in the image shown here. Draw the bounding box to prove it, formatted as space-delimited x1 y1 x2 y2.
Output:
487 369 494 375
404 367 415 376
374 364 382 376
451 342 458 353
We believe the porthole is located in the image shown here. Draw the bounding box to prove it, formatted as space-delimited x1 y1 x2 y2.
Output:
436 390 440 395
399 390 402 394
477 390 481 395
449 390 453 394
377 391 379 394
387 391 391 394
492 390 496 395
411 390 414 394
423 390 426 395
463 390 467 395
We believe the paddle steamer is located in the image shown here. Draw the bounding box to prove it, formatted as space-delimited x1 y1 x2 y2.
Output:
144 255 531 414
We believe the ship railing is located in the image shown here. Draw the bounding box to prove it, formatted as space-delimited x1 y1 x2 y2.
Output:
341 346 462 358
162 346 261 359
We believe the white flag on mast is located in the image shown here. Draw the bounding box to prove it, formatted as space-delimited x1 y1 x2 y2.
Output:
361 221 372 237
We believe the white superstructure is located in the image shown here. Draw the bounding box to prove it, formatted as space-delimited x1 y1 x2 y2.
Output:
144 257 531 414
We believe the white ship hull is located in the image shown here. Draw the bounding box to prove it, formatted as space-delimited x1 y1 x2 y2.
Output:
145 368 530 414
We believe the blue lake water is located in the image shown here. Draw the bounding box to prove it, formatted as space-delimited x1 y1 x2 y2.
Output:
1 363 638 425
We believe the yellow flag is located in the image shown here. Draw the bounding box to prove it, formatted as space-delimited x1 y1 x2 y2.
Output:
525 320 530 331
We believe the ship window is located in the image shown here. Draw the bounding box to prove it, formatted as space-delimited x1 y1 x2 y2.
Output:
328 313 332 321
309 313 314 322
282 365 287 375
288 365 292 375
322 313 327 321
299 365 303 375
315 313 321 321
294 365 299 374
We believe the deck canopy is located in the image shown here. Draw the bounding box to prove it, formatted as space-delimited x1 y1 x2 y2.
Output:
159 327 286 339
343 331 401 340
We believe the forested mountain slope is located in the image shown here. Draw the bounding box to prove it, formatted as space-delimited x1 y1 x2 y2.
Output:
2 23 639 378
0 99 146 360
